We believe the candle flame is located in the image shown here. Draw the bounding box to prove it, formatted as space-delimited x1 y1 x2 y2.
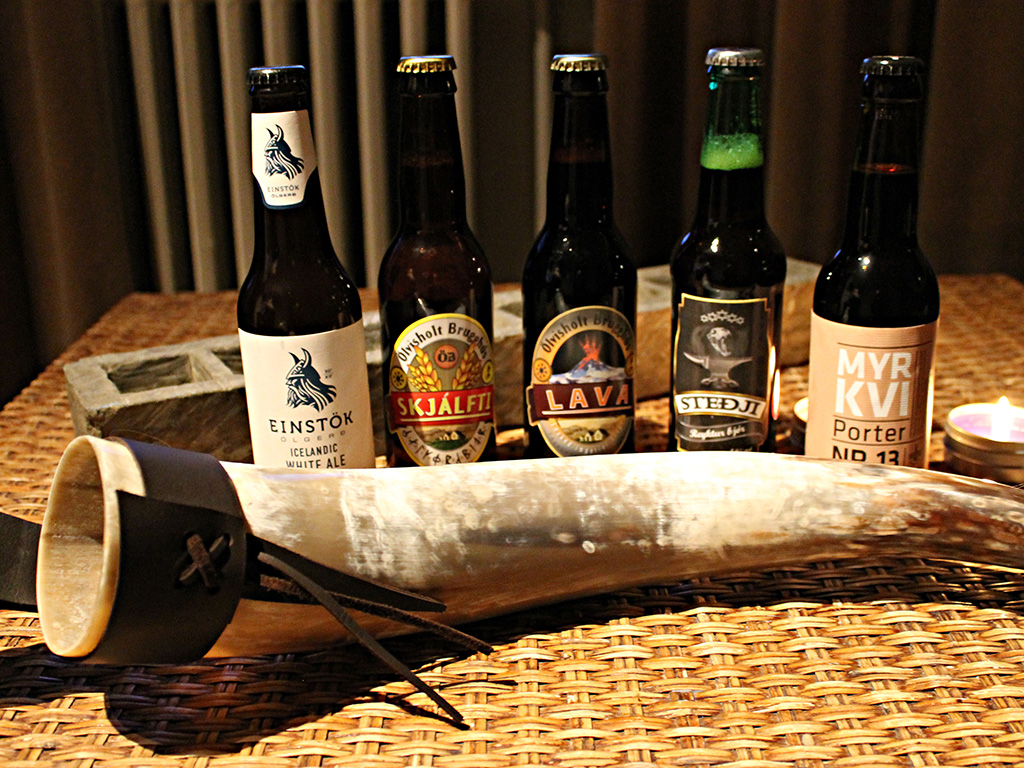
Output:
993 396 1013 442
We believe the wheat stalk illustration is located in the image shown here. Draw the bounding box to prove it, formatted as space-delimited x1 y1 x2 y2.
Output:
451 342 482 391
406 345 442 392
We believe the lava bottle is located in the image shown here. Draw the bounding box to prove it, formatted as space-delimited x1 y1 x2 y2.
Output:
522 53 637 458
669 48 786 452
378 55 495 467
806 55 939 467
238 65 375 469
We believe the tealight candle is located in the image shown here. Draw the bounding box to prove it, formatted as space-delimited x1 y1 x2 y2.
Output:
944 397 1024 483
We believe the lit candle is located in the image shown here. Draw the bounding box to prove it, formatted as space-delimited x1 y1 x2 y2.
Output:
944 397 1024 484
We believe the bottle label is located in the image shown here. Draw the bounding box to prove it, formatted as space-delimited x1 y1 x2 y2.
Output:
251 109 317 208
806 313 937 467
239 324 375 469
526 306 635 456
672 294 774 450
387 314 495 465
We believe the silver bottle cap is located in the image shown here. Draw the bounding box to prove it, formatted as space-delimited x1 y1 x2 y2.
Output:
706 48 765 68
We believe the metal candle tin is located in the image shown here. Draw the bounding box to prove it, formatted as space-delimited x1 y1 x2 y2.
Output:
943 399 1024 484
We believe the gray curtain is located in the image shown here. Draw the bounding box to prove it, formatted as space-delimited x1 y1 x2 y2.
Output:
2 0 1023 405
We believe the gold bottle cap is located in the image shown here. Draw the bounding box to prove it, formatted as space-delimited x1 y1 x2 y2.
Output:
551 53 608 72
705 47 765 67
397 55 456 74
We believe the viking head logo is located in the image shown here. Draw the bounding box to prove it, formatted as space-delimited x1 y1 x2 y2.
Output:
264 124 305 180
285 348 336 411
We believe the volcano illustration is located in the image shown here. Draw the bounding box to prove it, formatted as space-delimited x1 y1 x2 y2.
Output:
549 335 627 384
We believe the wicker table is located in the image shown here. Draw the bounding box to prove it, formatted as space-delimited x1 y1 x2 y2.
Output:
4 275 1024 767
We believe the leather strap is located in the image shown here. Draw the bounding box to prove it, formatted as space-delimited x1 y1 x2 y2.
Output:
0 512 39 608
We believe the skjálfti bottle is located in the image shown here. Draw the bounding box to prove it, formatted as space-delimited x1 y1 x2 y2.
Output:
669 48 786 452
378 55 496 467
806 55 939 467
522 53 637 458
238 65 375 469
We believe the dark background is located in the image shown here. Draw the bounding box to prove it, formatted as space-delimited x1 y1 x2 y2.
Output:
1 0 1021 406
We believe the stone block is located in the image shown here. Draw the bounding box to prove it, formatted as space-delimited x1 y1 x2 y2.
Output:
66 259 815 460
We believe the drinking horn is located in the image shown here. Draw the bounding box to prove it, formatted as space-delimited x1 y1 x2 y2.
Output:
38 435 1024 667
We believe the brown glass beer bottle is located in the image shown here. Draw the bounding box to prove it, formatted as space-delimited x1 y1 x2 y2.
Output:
806 56 939 467
522 54 637 458
378 56 496 467
670 48 786 452
238 65 375 469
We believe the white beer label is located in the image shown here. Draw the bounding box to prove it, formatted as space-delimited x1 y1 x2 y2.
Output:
251 109 317 208
239 323 375 469
806 313 937 467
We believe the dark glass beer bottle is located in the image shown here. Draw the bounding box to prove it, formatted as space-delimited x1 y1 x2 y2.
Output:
669 48 786 452
806 56 939 467
522 54 637 458
379 55 495 467
238 65 375 469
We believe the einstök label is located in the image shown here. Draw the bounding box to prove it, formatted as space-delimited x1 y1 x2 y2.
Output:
527 306 635 456
252 109 317 208
387 314 495 465
239 324 375 469
672 294 773 450
806 313 937 467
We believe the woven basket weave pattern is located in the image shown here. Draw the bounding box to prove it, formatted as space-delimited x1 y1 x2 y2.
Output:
3 275 1024 766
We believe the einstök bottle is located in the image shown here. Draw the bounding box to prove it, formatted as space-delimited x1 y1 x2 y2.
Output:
238 65 375 469
522 53 637 458
806 55 939 467
379 56 496 467
669 48 786 452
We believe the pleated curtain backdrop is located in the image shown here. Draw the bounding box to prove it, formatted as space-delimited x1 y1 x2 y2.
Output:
1 0 1023 405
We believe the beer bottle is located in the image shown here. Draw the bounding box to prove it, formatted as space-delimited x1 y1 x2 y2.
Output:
669 48 786 452
379 55 496 467
806 55 939 467
238 65 375 469
522 54 637 458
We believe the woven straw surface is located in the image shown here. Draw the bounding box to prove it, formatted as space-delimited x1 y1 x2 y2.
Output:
3 275 1024 767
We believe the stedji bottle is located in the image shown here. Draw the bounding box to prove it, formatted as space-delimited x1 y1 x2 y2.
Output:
806 56 939 467
669 48 786 452
378 55 496 467
238 65 375 469
522 53 637 458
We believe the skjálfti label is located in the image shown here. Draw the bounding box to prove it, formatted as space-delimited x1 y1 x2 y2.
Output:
526 306 635 456
252 109 317 208
239 323 375 469
672 294 774 450
387 314 495 465
806 313 937 467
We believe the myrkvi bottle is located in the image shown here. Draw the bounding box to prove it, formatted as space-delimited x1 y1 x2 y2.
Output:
669 47 786 452
238 65 376 470
522 53 638 458
805 56 939 468
378 55 496 467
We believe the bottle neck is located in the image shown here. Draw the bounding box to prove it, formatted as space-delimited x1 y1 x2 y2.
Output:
396 90 468 229
842 85 922 250
693 69 767 226
545 88 613 226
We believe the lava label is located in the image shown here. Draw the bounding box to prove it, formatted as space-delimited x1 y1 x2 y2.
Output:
387 314 495 465
527 306 635 456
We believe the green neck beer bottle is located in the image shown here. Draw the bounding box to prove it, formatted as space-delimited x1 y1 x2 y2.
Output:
806 56 939 467
522 53 637 458
669 48 786 452
378 56 496 467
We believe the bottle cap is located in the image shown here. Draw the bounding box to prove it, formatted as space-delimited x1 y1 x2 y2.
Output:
705 48 764 68
397 55 456 74
551 53 608 72
861 55 925 76
248 65 308 87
